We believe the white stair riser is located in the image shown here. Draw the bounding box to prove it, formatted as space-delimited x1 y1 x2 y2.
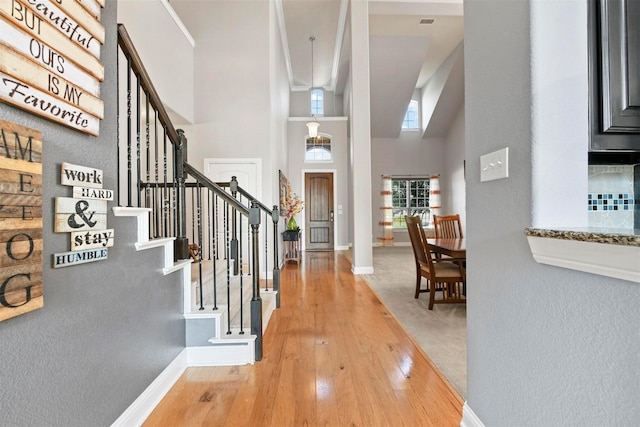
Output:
188 342 255 366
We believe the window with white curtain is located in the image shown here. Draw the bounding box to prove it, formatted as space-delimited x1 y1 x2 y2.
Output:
391 177 430 228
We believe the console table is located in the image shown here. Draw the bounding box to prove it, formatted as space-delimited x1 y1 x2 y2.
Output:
283 230 301 264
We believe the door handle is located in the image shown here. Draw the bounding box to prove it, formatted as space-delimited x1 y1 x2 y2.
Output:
330 210 334 221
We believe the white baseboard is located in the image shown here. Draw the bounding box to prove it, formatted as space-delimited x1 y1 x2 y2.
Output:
373 241 412 247
460 402 485 427
189 342 255 366
112 341 259 427
351 266 374 275
111 349 188 427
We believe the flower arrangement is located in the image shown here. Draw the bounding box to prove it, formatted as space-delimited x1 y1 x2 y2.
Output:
282 182 304 230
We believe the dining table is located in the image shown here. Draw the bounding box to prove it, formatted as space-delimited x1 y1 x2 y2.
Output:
427 238 466 259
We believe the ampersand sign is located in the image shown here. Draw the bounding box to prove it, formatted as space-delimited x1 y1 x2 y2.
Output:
67 200 97 228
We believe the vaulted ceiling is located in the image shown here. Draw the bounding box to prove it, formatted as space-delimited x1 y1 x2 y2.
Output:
171 0 464 139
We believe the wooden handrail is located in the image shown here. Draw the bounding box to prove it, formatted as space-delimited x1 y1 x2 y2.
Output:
183 163 250 217
117 24 180 145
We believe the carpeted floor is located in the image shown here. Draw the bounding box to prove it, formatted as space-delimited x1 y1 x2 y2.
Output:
350 246 467 399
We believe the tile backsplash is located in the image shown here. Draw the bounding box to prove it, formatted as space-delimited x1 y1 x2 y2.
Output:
588 165 639 229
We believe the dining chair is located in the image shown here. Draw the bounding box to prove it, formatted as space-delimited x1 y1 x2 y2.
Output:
405 215 466 309
433 214 463 239
405 215 431 299
422 241 466 309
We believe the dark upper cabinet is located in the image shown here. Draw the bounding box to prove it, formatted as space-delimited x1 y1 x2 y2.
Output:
589 0 640 152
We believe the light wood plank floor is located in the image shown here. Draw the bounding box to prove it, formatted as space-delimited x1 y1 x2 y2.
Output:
143 251 463 426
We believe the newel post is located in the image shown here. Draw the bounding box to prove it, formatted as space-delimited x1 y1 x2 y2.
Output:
174 129 189 261
250 201 263 361
272 204 280 308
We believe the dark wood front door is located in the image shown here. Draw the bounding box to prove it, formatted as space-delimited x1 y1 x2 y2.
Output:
305 173 334 251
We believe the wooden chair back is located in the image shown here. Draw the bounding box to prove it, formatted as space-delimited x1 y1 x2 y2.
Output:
433 214 463 239
405 215 427 265
405 215 430 298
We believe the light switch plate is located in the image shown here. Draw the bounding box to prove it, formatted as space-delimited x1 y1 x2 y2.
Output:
480 147 509 182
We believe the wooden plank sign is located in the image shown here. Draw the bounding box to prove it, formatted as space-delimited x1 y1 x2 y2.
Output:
0 2 104 81
0 43 104 119
72 186 113 200
70 228 113 251
53 0 105 44
0 119 43 322
54 196 106 232
76 0 101 20
0 0 105 135
0 70 100 136
60 162 103 188
0 18 100 97
17 0 102 58
52 247 107 268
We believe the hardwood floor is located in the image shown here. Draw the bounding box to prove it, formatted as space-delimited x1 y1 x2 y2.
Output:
143 251 463 426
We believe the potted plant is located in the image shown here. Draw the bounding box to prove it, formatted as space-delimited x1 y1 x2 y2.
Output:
282 182 304 240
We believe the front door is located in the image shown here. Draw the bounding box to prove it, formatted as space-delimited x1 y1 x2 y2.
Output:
304 173 334 251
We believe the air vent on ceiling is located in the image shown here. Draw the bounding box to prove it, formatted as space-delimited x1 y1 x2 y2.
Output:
420 18 435 24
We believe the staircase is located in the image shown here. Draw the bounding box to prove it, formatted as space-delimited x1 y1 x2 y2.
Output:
113 206 278 366
116 23 282 366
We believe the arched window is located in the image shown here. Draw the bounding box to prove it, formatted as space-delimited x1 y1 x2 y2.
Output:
402 100 419 130
305 135 332 162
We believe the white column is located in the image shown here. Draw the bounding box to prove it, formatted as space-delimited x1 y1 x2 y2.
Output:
349 0 374 274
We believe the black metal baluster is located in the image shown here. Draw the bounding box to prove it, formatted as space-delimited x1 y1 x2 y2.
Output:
207 191 212 260
163 131 168 237
136 75 141 207
126 57 132 207
264 209 269 291
225 201 232 334
211 191 218 311
197 183 204 311
230 177 238 276
190 186 195 243
154 110 159 237
238 208 244 335
145 95 151 212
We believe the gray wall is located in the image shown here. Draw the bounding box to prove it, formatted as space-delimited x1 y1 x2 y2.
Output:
465 0 640 425
442 106 466 232
370 133 446 244
0 2 185 425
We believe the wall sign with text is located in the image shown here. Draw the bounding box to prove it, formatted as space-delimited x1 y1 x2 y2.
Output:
0 0 105 135
0 119 44 322
53 162 113 268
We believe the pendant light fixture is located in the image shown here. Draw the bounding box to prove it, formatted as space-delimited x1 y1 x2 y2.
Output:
306 36 320 138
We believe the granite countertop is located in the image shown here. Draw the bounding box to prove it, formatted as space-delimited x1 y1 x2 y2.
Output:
525 227 640 246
